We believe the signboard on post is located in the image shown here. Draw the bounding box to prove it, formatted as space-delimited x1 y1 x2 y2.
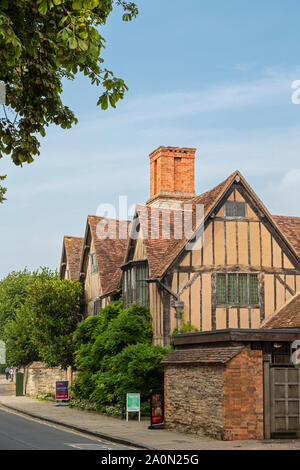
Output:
149 389 164 429
126 393 140 421
55 381 69 406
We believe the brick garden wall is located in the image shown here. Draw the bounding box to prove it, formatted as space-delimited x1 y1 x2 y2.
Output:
164 364 224 439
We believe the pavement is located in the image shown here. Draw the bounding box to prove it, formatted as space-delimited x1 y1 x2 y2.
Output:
1 375 300 450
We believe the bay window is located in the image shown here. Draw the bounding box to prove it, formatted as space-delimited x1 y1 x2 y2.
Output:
122 261 149 308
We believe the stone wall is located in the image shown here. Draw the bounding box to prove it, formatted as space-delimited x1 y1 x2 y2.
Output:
164 363 224 439
22 362 70 397
163 348 264 441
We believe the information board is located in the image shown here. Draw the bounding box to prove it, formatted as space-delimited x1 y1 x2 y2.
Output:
126 393 140 421
55 381 69 401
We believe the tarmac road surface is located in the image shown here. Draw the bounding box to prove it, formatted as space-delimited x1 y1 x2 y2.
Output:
0 407 132 450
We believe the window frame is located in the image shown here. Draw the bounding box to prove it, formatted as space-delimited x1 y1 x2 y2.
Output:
122 261 149 308
90 252 98 274
224 201 247 219
216 272 259 306
93 298 102 315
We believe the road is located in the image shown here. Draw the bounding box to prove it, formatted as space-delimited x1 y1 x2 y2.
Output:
0 407 132 450
0 374 133 450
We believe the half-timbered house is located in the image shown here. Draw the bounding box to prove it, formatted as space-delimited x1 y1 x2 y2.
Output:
122 146 300 346
79 215 129 316
59 235 84 281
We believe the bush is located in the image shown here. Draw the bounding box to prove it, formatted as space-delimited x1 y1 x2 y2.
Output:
72 303 169 412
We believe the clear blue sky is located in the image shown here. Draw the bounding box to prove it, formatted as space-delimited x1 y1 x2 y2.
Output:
1 0 300 277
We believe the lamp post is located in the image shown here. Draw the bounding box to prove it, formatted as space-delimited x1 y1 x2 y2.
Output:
173 300 184 334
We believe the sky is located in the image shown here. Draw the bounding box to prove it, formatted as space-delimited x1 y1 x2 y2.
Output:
1 0 300 278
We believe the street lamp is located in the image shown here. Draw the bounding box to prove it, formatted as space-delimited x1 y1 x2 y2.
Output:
172 300 184 334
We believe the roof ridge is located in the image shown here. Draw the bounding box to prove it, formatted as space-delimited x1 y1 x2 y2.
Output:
64 235 84 239
88 214 130 223
273 214 300 220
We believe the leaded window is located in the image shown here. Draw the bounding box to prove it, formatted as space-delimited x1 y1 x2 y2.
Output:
225 201 246 218
123 262 149 308
136 264 148 306
93 298 102 315
216 273 259 305
90 252 98 274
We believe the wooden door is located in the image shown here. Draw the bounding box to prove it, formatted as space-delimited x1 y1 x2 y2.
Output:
264 361 300 438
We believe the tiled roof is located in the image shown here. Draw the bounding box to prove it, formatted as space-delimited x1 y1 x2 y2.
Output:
272 216 300 257
161 346 244 365
61 236 84 280
87 215 130 295
262 292 300 329
134 171 300 279
139 171 240 278
135 204 187 279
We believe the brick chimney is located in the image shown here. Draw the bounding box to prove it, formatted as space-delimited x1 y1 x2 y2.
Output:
147 146 196 208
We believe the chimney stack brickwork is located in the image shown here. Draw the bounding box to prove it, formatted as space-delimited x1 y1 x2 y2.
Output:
147 146 196 208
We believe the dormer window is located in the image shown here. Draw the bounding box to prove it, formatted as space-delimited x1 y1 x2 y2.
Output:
225 201 246 218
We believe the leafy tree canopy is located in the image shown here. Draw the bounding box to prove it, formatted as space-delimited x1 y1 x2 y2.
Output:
0 268 81 368
0 266 57 339
28 278 83 368
0 0 138 200
4 303 39 366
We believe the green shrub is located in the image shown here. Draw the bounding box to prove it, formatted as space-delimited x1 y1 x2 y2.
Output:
72 303 169 413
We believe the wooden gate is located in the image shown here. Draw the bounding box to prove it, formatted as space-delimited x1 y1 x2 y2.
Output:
264 359 300 438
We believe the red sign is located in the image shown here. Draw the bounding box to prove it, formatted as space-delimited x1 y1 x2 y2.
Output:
56 381 69 400
150 390 164 426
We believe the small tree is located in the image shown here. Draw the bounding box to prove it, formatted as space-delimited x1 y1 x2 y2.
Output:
28 279 83 369
0 267 57 341
4 304 39 367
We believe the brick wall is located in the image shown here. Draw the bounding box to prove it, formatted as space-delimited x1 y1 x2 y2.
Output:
164 364 224 439
222 349 264 440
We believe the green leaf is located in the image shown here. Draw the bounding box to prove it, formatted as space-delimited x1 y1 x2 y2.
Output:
68 36 78 49
38 0 48 15
78 39 88 51
72 0 83 9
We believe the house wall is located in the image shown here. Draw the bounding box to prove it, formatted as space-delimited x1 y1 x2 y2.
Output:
133 231 147 260
63 261 70 280
84 238 102 316
158 185 300 344
149 282 165 345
